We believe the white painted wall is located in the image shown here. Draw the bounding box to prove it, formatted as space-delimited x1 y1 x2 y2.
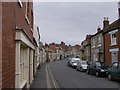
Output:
15 30 35 88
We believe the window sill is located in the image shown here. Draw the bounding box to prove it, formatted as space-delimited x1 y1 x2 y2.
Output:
110 44 117 46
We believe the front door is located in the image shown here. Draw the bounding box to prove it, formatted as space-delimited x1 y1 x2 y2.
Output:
111 51 118 63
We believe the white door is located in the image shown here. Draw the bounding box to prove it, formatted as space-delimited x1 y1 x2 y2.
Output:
111 51 118 63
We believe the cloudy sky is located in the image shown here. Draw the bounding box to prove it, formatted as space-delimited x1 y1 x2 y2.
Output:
34 2 118 46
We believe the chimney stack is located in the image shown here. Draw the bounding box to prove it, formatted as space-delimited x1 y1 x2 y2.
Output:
103 17 109 29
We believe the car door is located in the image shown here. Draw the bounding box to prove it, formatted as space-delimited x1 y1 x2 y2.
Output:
88 62 93 73
89 62 95 74
116 63 120 79
92 62 97 74
110 63 118 78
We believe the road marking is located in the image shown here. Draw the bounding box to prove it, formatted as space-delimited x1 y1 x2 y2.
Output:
46 65 60 89
46 66 52 88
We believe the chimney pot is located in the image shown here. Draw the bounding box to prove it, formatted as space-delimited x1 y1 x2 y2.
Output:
104 17 108 21
103 17 109 29
97 26 101 32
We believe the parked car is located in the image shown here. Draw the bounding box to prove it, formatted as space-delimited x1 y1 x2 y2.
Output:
69 58 81 68
107 62 120 81
76 60 88 72
87 61 108 77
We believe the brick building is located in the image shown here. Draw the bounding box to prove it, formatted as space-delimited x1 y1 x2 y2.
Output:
104 19 120 64
2 1 34 88
103 2 120 65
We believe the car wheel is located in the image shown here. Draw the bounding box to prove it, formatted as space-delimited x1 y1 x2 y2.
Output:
108 74 112 81
80 67 83 72
87 70 89 74
96 72 99 77
76 67 79 71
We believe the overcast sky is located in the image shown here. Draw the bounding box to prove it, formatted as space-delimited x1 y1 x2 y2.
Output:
34 2 118 46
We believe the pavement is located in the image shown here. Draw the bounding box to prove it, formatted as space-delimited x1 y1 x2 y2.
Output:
30 62 60 89
30 64 47 88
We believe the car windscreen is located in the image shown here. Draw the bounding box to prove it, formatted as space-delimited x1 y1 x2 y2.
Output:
74 60 79 63
96 62 101 67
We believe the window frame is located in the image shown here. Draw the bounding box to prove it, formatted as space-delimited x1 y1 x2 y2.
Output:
109 29 118 46
18 0 23 8
25 1 30 25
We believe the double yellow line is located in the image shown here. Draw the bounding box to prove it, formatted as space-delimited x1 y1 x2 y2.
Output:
46 65 60 90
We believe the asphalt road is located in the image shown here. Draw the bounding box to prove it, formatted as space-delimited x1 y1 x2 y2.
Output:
48 58 120 89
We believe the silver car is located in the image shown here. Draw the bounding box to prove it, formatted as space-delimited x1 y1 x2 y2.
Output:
70 58 81 68
76 60 88 72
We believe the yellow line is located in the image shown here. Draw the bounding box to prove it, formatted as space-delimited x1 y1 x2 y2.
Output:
46 65 60 90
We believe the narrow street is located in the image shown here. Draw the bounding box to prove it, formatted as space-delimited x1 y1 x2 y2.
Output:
30 58 120 89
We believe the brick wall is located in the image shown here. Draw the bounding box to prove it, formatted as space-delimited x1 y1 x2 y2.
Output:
2 2 33 88
104 30 120 64
2 2 16 88
118 30 120 62
104 33 111 64
0 1 2 89
15 2 33 42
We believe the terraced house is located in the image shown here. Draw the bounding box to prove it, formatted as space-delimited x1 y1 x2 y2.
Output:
104 19 120 64
90 17 110 63
80 35 92 61
91 26 104 62
2 1 36 89
103 3 120 65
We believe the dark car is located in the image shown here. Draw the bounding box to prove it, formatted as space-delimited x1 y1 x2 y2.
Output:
87 61 108 77
107 62 120 81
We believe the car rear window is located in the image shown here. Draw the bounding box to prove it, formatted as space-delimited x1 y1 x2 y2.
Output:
96 62 101 67
81 61 87 65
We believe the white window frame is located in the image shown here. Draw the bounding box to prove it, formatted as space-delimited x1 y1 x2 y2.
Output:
98 36 102 46
109 29 118 46
18 0 23 8
25 1 30 25
92 38 95 48
110 33 117 46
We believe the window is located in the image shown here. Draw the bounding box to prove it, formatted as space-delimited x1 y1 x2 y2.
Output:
98 36 101 46
110 33 117 45
92 38 95 48
86 47 88 54
25 1 30 24
109 30 118 46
